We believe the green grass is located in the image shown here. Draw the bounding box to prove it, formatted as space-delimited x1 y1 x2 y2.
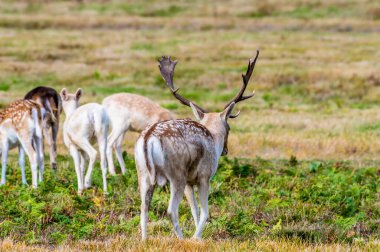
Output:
357 123 380 132
0 74 58 94
0 155 378 245
284 5 343 19
73 2 185 17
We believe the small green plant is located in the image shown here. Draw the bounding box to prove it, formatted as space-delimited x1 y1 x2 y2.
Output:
288 155 298 166
0 83 10 91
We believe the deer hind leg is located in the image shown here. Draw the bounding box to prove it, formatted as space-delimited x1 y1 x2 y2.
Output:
0 141 9 185
46 99 58 172
96 129 108 194
106 125 126 175
69 145 83 194
139 176 155 240
185 184 199 229
48 121 59 172
168 180 186 238
43 122 51 164
193 179 210 240
79 151 87 178
114 132 126 174
34 135 44 183
77 140 97 190
106 128 121 176
20 139 38 188
18 145 27 185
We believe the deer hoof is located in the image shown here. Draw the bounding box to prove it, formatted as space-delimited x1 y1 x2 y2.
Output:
84 180 92 189
52 163 57 171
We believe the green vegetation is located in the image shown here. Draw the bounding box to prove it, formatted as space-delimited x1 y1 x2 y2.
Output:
0 155 378 246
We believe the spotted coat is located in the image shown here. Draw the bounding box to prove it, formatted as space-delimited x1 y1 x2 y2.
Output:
0 100 43 129
140 118 216 185
0 99 45 188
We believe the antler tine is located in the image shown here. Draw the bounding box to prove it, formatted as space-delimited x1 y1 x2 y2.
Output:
229 110 241 118
158 56 207 113
224 50 260 112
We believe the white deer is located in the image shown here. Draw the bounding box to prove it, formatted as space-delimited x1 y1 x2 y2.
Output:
0 99 45 187
60 88 109 194
135 51 259 240
102 93 173 175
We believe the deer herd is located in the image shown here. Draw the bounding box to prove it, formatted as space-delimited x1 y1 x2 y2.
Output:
0 50 259 240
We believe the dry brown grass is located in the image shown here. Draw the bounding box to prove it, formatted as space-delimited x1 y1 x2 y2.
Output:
1 236 379 252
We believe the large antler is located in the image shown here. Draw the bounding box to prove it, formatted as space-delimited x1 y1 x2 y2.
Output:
158 56 207 114
224 50 259 118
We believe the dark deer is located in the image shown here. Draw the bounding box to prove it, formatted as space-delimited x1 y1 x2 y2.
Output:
135 51 259 240
24 86 62 171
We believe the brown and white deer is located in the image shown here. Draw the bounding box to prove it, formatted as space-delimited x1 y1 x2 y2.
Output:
0 100 45 187
103 93 173 175
135 51 259 240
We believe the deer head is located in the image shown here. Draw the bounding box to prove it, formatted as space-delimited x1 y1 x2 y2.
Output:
60 88 82 116
158 50 259 156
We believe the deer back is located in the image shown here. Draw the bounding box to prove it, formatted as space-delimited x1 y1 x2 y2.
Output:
140 118 217 184
0 100 44 131
103 93 173 132
25 86 62 123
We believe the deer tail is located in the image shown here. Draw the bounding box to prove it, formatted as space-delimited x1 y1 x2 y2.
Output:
45 99 56 123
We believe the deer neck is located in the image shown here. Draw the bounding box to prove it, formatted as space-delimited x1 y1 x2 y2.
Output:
63 104 78 120
203 123 226 157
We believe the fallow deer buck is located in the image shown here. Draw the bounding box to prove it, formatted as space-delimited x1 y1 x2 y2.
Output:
25 86 62 172
135 50 259 240
0 99 45 188
60 88 109 194
103 93 173 175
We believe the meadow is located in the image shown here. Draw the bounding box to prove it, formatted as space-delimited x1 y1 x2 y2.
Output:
0 0 379 251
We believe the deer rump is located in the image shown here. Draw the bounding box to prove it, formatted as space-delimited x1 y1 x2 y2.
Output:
24 86 61 123
136 119 216 187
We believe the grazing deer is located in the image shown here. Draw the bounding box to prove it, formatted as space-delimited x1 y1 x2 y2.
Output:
135 51 259 240
60 88 109 194
25 86 62 172
0 100 45 187
103 93 173 175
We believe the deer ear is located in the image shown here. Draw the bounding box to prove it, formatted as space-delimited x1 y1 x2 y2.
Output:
75 88 82 100
190 102 204 121
220 102 236 121
60 88 68 101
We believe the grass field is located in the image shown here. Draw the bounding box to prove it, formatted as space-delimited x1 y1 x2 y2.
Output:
0 0 379 251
